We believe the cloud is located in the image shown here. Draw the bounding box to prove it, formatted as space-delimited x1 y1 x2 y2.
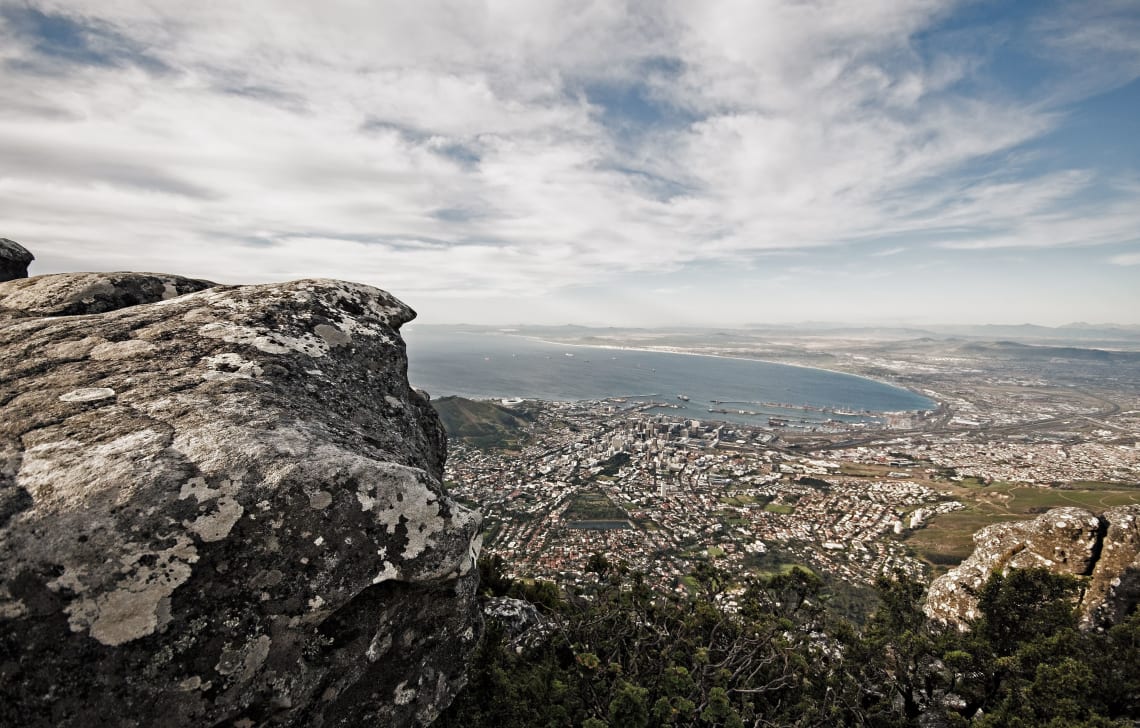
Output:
0 0 1137 318
872 247 907 257
1109 252 1140 267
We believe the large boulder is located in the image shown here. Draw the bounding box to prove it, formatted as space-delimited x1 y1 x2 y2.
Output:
925 505 1140 629
0 271 215 320
0 238 34 281
0 274 482 727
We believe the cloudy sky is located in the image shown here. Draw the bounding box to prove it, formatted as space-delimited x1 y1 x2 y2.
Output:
2 1 1138 326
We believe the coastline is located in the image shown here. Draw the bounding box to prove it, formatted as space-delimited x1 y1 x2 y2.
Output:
515 334 939 412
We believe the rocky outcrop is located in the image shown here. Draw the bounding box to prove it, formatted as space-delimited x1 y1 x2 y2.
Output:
0 238 34 281
0 273 482 727
0 271 215 319
925 506 1140 630
483 597 554 653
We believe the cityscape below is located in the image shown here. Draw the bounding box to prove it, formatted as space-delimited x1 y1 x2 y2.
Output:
421 324 1140 608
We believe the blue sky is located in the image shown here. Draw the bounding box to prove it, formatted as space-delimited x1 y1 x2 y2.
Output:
1 0 1138 326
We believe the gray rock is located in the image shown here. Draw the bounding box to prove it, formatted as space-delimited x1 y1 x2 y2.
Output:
0 271 215 320
483 596 542 636
0 275 482 727
924 505 1140 629
482 596 553 652
0 238 34 281
1084 506 1140 628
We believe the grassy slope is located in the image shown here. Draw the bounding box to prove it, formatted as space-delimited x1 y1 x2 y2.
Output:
431 396 534 449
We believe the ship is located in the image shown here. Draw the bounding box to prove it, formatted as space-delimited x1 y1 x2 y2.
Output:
677 394 690 401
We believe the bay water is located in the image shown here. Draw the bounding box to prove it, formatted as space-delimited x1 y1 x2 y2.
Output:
404 327 934 426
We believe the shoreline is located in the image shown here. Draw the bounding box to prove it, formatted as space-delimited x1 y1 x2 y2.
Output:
516 334 939 413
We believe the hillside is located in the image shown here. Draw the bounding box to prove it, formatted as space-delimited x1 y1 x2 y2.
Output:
432 396 536 449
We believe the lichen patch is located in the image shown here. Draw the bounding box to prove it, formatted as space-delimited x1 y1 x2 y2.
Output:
65 535 199 646
180 477 244 542
315 324 351 347
59 387 116 403
393 681 417 706
198 321 329 359
309 490 333 510
185 495 243 542
90 339 157 360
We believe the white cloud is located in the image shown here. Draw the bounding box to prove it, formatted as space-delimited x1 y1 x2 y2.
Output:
872 247 907 257
0 0 1138 321
1109 252 1140 267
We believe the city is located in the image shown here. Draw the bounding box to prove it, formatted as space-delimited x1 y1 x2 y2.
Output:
438 333 1140 604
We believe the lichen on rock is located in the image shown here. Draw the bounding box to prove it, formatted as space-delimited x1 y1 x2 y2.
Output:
0 271 481 727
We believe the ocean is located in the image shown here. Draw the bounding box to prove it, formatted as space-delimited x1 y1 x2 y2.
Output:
403 327 934 427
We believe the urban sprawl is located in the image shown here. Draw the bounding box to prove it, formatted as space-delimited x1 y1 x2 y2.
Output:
442 347 1140 603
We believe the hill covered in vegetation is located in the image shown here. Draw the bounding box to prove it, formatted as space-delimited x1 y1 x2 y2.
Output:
431 396 537 450
438 557 1140 727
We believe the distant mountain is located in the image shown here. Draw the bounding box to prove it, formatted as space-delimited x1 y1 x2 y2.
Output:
955 340 1140 363
431 396 535 450
414 322 1140 352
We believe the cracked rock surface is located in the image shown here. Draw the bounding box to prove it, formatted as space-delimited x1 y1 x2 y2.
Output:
0 273 482 727
924 505 1140 630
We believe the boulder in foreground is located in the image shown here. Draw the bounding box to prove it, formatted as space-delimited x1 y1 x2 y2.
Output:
0 273 482 727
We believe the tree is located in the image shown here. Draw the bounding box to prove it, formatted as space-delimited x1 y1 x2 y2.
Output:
607 682 649 728
977 568 1079 656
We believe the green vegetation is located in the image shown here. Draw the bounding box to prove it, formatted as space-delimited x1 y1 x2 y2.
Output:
563 488 629 522
719 494 769 507
596 452 631 477
764 503 796 515
1070 480 1137 490
954 476 990 488
431 396 535 450
439 559 1140 727
839 463 888 477
798 476 833 492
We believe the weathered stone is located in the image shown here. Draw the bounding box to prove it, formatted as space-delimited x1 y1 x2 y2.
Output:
0 271 215 320
924 505 1140 630
1084 506 1140 628
0 275 482 727
483 596 553 653
0 238 34 281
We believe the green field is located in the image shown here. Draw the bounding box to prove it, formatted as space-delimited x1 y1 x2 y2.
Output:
839 463 890 477
764 503 796 515
720 494 768 506
563 488 628 521
905 482 1140 571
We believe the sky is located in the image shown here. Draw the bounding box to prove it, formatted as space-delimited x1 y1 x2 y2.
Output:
1 0 1138 327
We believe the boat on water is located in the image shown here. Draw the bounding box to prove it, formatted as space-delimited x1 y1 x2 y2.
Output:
677 394 690 401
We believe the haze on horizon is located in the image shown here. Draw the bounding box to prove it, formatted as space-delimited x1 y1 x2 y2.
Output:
1 1 1138 328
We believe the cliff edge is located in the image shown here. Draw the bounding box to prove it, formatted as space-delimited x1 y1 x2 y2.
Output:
0 270 482 726
925 505 1140 630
